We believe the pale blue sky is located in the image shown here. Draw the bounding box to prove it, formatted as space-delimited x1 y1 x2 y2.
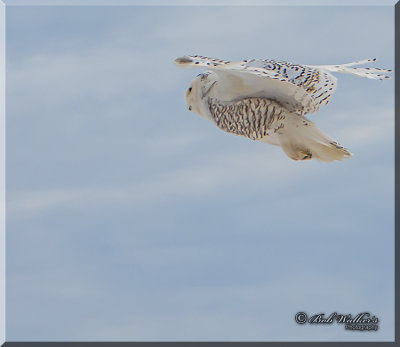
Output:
6 5 394 341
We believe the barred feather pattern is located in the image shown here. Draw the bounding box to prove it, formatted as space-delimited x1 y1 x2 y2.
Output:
241 58 337 107
208 97 285 141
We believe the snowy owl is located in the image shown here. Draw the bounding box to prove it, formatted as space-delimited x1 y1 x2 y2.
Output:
175 55 391 162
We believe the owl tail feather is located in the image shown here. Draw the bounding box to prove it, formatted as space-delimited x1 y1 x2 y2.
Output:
274 115 352 163
312 58 392 80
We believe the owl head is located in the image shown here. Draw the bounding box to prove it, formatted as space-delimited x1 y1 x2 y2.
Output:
185 71 217 116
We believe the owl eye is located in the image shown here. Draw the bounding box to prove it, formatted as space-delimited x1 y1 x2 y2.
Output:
188 87 192 93
188 106 192 111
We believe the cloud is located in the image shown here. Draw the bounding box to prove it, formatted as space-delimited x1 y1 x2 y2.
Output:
5 146 308 219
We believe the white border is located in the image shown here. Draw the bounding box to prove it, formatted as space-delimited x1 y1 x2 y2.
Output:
0 0 395 344
0 1 5 345
2 0 398 6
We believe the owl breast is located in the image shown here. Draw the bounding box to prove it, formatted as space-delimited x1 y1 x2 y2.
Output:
207 97 286 140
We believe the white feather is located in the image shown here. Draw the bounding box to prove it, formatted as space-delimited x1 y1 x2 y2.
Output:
175 55 391 162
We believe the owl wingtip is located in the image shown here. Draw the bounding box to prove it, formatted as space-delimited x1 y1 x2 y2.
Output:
175 56 193 65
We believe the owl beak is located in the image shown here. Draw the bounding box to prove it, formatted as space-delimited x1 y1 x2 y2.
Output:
202 81 217 99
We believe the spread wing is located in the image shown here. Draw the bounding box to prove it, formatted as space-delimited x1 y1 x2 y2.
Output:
175 55 338 115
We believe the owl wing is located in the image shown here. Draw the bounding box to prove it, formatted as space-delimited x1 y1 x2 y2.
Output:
175 55 338 115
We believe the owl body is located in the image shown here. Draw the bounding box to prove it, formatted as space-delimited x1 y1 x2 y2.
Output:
176 55 391 162
208 97 284 141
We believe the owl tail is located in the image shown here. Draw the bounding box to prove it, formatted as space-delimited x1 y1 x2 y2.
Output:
272 114 352 162
312 58 392 80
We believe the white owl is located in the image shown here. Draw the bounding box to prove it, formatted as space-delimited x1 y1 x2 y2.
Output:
175 55 391 162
